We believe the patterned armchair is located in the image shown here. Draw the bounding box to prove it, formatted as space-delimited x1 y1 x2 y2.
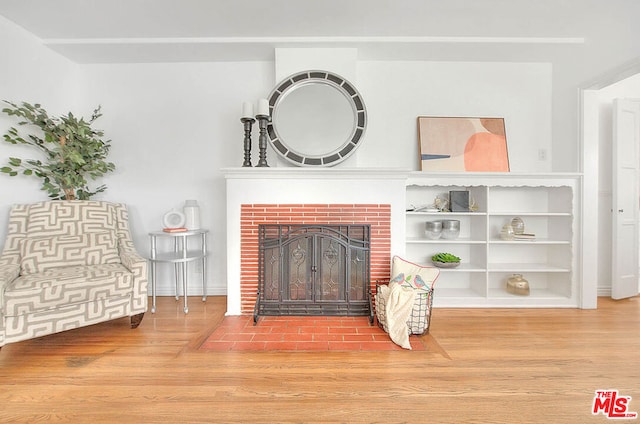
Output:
0 201 148 349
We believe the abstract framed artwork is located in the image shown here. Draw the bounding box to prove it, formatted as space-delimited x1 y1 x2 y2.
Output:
418 116 509 172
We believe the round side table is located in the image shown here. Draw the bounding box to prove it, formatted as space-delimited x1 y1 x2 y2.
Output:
148 229 208 314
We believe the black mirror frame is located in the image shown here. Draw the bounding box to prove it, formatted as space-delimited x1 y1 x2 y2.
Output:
267 70 367 167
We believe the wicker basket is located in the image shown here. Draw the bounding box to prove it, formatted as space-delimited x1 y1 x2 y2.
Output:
375 283 434 336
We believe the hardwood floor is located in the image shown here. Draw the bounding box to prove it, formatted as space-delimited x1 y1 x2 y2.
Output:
0 296 638 423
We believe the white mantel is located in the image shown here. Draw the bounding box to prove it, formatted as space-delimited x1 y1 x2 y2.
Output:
222 167 410 180
222 167 410 315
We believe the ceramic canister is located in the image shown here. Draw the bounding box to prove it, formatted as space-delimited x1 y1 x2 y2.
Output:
441 219 460 239
425 220 443 239
183 200 201 230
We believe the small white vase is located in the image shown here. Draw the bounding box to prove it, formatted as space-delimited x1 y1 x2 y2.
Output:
183 200 201 230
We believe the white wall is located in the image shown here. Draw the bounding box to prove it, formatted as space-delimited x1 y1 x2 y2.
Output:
0 15 80 237
357 61 552 171
0 16 80 111
75 61 274 294
268 53 553 172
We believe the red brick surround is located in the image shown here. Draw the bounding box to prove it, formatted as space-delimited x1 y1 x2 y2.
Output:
240 204 392 315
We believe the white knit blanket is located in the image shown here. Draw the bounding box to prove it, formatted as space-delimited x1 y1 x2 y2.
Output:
378 283 416 349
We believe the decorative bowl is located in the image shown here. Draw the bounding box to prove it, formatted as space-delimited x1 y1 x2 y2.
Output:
441 219 460 239
425 220 443 239
432 260 460 268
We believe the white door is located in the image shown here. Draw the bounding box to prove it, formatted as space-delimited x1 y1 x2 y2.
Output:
612 98 640 299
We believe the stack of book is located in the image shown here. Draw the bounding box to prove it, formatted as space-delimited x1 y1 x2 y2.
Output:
163 227 187 233
513 233 536 240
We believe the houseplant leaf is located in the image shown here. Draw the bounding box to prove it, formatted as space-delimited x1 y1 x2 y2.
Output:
1 101 115 200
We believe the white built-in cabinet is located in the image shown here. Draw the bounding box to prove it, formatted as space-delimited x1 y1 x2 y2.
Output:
404 173 581 307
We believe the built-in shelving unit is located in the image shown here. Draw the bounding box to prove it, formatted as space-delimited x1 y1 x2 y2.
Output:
404 173 581 308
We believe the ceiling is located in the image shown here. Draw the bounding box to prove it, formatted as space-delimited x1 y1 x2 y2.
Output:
0 0 615 63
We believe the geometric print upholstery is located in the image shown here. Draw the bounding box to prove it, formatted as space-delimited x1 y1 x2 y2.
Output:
4 263 133 316
0 200 148 348
4 295 132 342
25 200 118 238
19 232 120 274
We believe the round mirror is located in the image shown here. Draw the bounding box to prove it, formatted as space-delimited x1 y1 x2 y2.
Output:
267 71 367 167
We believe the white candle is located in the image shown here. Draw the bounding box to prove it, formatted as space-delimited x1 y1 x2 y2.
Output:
242 101 253 119
257 98 269 116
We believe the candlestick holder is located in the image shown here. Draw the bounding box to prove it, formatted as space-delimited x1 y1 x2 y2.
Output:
256 114 270 167
240 117 255 167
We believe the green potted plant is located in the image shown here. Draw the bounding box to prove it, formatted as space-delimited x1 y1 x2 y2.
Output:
1 101 115 200
431 252 461 268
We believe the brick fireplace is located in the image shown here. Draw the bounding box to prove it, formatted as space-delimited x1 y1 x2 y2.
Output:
223 168 409 316
240 204 390 315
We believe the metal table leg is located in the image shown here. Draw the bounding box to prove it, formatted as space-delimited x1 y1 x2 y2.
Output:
202 231 207 302
173 238 180 301
150 235 157 314
182 262 189 314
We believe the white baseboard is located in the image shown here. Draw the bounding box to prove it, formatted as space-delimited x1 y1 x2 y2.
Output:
598 287 612 297
150 286 226 297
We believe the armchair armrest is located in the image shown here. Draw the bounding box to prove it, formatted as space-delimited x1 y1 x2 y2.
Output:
119 247 149 314
119 247 146 272
0 254 21 312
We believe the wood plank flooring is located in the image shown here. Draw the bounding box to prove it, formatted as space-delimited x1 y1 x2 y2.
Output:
0 295 639 423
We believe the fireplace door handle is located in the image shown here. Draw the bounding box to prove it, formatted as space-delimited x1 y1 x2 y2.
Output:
311 265 317 273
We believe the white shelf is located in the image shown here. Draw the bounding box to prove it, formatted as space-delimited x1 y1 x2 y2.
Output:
407 211 487 216
407 237 485 244
489 239 571 245
153 250 207 263
487 288 573 301
490 212 571 217
434 287 485 299
488 263 571 272
404 174 580 308
433 289 574 308
434 263 487 272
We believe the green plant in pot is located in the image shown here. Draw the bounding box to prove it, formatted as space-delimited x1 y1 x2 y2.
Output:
431 252 461 268
1 101 115 200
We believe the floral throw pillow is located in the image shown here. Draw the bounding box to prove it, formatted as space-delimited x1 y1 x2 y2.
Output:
389 255 440 291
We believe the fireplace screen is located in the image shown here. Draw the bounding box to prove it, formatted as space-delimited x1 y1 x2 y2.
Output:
255 224 372 323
